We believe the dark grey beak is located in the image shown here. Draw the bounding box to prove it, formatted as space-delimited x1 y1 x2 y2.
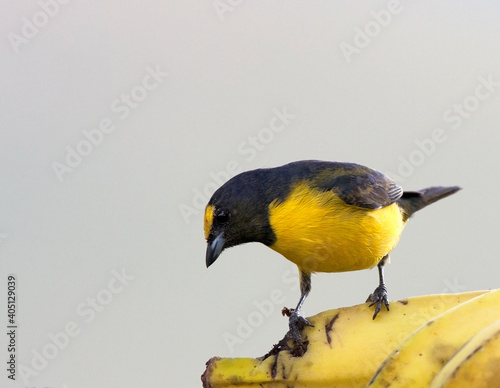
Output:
206 234 226 268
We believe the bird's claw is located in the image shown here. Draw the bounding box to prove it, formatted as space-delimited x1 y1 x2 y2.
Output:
287 309 314 344
366 284 390 319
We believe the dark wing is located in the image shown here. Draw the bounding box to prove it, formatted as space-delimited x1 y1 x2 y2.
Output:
317 166 402 209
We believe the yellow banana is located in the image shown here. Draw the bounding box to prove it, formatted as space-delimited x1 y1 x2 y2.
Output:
368 288 500 388
202 290 487 388
430 318 500 388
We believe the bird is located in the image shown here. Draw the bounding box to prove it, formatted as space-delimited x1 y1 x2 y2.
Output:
204 160 461 343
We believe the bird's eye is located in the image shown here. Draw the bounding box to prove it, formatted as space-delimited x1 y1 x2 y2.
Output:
216 211 230 224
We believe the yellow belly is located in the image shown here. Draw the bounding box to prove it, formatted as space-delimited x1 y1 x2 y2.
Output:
268 184 406 273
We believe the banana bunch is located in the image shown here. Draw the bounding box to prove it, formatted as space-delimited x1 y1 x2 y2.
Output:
202 289 500 387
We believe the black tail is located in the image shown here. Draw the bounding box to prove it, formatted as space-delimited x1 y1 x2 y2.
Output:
398 186 461 221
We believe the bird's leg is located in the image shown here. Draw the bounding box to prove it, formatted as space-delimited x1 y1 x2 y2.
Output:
288 270 314 344
366 254 390 319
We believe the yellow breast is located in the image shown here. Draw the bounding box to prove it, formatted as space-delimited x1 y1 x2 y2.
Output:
268 183 406 273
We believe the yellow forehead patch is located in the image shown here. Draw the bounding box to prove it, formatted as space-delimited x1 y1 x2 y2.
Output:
204 205 215 239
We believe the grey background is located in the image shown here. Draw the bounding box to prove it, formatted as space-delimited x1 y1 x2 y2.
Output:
1 1 500 387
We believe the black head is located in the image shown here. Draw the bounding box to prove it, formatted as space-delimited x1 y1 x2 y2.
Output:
203 171 276 268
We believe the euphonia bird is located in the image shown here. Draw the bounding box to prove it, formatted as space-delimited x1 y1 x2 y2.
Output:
204 160 460 342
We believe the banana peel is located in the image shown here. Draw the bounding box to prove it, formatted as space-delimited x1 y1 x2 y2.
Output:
430 318 500 388
202 290 487 388
368 288 500 387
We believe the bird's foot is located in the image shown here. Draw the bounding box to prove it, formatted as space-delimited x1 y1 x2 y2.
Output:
366 284 390 319
282 307 314 345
